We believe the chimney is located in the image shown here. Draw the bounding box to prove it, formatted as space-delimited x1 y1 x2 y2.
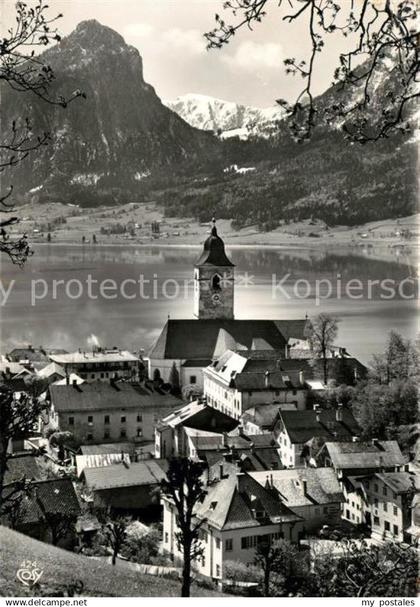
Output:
302 479 308 496
270 473 273 489
236 472 245 491
66 374 70 386
354 366 359 381
219 464 224 480
72 379 77 387
237 424 244 437
299 370 305 386
336 403 343 422
264 370 270 388
372 438 379 447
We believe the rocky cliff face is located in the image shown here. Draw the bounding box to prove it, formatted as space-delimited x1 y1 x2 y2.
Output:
2 20 219 195
165 93 284 139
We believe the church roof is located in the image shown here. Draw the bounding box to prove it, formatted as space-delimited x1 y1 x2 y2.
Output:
149 319 308 360
195 223 234 267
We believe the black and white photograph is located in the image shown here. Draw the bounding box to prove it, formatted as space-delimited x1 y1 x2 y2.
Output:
0 0 418 601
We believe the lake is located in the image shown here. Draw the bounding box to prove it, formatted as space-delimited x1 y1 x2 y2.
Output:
1 244 417 364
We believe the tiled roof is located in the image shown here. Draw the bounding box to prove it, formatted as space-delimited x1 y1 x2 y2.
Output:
49 349 138 365
242 404 297 430
83 459 168 490
280 409 360 444
196 469 301 531
161 402 237 432
80 442 137 456
7 348 49 363
375 471 419 493
250 468 344 508
3 478 81 525
37 362 66 379
49 381 181 413
323 440 405 470
76 453 129 476
149 319 308 360
4 453 43 484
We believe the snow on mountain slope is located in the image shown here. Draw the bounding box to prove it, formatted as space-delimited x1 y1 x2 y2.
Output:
165 93 284 139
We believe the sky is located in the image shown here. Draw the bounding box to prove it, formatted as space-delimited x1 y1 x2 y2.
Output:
0 0 358 108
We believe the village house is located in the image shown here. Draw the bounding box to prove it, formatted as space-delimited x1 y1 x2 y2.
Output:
148 221 310 389
240 402 298 435
37 361 67 384
249 467 344 534
7 345 50 367
342 470 419 544
203 351 312 419
162 464 303 580
2 477 81 547
48 380 182 445
49 347 140 381
317 439 406 478
155 400 238 459
81 458 168 516
74 441 155 475
276 405 361 468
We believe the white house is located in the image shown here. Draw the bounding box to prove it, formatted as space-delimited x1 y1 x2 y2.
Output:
204 350 311 419
162 464 303 580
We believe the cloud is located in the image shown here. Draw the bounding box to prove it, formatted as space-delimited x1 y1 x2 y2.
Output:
161 27 206 55
124 23 155 42
224 40 283 72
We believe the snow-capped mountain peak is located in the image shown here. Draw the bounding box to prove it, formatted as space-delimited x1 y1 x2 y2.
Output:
165 93 284 139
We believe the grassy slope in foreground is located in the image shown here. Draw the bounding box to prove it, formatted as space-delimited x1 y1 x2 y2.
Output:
0 526 221 597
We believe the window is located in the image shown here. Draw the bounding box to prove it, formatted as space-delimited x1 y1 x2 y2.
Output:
121 415 126 423
374 498 378 508
383 502 387 512
87 432 93 441
216 564 221 577
215 538 220 549
212 274 221 290
91 374 95 379
393 525 399 536
190 375 197 384
88 415 93 425
137 414 142 422
201 556 206 567
100 373 104 379
373 516 380 526
104 430 110 439
374 483 379 493
68 416 74 426
384 521 390 532
120 429 127 438
165 532 168 543
393 506 398 516
137 428 143 437
225 538 233 551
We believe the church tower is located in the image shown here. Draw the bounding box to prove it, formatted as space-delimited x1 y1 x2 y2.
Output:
194 219 235 320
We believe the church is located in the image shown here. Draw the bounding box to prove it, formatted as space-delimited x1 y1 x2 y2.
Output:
148 220 310 389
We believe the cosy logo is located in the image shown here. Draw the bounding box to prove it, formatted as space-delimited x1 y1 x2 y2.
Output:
16 560 44 587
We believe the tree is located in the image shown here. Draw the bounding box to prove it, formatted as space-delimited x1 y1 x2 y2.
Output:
254 537 305 596
0 386 43 515
48 431 76 463
307 313 339 384
351 379 418 440
370 330 418 384
309 539 417 596
0 1 83 265
169 362 181 395
160 458 207 597
205 1 418 143
102 516 131 566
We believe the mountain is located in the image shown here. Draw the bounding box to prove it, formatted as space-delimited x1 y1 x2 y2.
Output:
165 93 284 139
2 20 220 199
